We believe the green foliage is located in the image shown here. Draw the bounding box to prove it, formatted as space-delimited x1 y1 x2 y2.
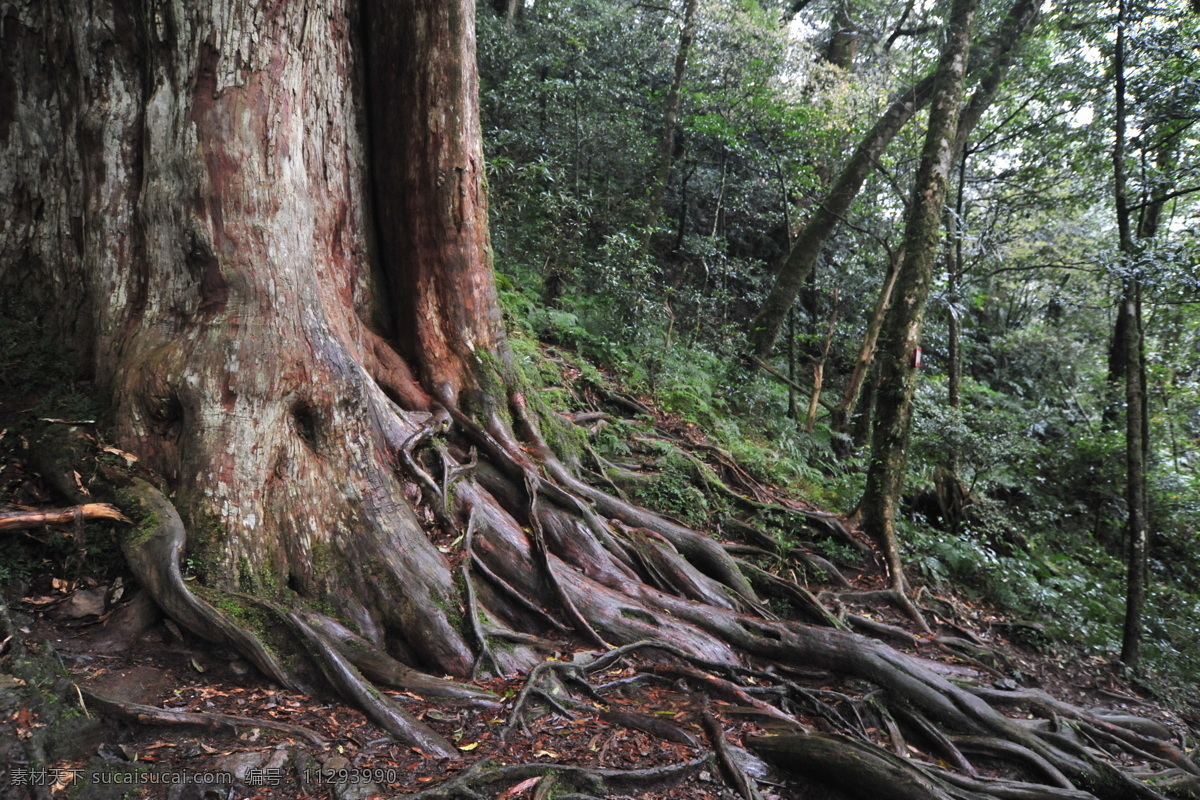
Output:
0 307 98 423
630 451 720 529
476 0 1200 692
0 539 35 585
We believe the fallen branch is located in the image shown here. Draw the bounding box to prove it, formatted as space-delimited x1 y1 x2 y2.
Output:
0 503 129 531
598 709 700 747
403 755 709 800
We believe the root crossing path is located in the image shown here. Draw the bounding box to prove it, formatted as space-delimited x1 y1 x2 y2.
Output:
103 395 1197 800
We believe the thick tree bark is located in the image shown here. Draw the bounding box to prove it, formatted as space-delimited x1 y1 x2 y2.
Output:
1 0 472 675
859 0 979 592
365 0 514 406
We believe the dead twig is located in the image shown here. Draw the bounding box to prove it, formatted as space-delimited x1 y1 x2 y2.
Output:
0 503 129 531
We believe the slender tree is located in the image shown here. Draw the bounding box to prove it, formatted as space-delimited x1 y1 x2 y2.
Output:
645 0 700 234
859 0 980 602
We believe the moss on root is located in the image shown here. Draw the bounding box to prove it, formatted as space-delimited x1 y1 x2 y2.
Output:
182 508 229 584
192 586 299 664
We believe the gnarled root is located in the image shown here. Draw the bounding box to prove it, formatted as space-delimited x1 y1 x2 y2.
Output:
118 479 298 691
80 688 327 747
105 391 1195 800
115 478 472 757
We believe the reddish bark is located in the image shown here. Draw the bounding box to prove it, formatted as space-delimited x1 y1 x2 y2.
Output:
366 0 513 405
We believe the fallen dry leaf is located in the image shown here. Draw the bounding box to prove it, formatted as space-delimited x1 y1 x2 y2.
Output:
101 445 140 465
496 776 541 799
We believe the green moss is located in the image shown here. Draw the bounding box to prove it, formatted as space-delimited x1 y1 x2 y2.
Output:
431 585 466 636
237 556 257 593
310 539 335 575
305 595 338 618
254 561 280 597
535 400 589 464
629 452 718 529
195 586 295 657
477 344 524 392
306 538 358 598
112 487 159 548
182 509 228 583
619 607 658 625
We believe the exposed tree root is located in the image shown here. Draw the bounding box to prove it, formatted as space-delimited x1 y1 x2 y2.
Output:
80 688 328 747
935 772 1096 800
702 706 767 800
298 612 500 704
949 736 1075 789
597 709 700 747
969 686 1200 777
841 608 922 646
738 559 845 628
837 587 933 632
94 391 1195 800
117 479 299 693
750 731 961 800
115 478 477 757
892 701 975 771
403 755 709 800
282 610 461 759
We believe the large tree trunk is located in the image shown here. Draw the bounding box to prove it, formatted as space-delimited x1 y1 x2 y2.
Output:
365 0 513 407
1 0 472 675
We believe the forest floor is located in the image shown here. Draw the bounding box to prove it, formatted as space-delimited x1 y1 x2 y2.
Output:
1 379 1196 800
2 537 1186 800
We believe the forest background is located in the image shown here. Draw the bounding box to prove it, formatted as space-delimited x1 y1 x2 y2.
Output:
473 0 1200 683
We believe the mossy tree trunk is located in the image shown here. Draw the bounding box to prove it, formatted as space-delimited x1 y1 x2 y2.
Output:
1111 0 1142 667
859 0 979 593
747 0 1038 360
